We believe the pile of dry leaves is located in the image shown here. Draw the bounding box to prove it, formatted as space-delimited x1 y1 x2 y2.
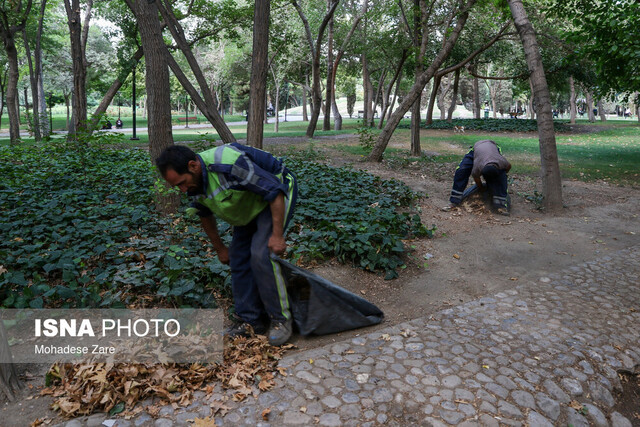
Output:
40 335 294 418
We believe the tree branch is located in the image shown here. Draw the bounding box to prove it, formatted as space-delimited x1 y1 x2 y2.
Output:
436 21 511 77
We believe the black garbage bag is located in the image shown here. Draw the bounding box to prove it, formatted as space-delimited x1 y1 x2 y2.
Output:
272 256 384 336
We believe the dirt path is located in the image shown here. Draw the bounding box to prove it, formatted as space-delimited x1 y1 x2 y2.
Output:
267 133 640 350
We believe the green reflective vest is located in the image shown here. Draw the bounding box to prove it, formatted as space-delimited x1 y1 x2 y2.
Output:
191 145 269 226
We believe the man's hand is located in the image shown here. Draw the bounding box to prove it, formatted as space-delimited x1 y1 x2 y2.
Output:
268 234 287 256
216 246 230 264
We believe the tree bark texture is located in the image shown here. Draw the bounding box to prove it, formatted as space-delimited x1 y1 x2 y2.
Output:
508 0 562 211
246 0 270 148
597 99 606 121
0 322 21 401
0 1 32 144
569 75 577 124
23 30 42 141
64 0 90 138
447 68 460 122
323 0 334 131
585 89 595 122
367 0 475 162
425 74 441 126
129 0 179 214
472 71 480 119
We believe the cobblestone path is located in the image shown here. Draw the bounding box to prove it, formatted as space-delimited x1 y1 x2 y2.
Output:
57 245 640 426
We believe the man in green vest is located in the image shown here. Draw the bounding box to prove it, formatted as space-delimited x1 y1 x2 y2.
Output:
156 143 298 346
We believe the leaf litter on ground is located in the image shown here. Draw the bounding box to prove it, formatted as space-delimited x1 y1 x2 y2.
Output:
40 335 294 418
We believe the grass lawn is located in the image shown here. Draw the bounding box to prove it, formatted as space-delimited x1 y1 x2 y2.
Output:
333 123 640 185
2 117 638 185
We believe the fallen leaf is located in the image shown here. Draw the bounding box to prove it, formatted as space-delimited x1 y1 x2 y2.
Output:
510 277 518 281
261 408 271 421
453 254 460 259
192 417 217 427
569 401 583 411
300 406 307 413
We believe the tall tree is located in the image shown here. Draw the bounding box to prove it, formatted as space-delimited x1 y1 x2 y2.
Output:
366 0 475 161
125 0 177 213
22 0 48 139
508 0 562 211
247 0 270 148
0 0 32 144
292 0 340 138
63 0 92 138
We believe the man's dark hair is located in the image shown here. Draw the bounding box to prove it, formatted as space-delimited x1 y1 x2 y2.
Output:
156 145 198 176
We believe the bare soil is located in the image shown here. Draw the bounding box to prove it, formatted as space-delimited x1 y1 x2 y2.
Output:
3 128 639 425
270 131 640 350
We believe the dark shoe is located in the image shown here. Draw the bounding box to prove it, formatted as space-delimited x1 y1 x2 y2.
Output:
225 321 267 338
267 318 292 346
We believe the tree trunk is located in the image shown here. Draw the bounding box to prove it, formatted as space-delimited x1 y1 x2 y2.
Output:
379 52 407 129
330 4 364 130
447 68 460 122
292 0 339 138
585 89 595 122
569 76 577 124
128 0 179 214
246 0 270 147
0 0 31 144
437 75 452 120
323 0 334 131
367 0 475 162
410 0 426 156
425 74 441 125
386 67 403 123
271 66 280 133
4 36 20 144
0 322 21 401
302 73 309 121
22 29 41 141
472 70 480 119
64 0 91 139
597 99 606 121
508 0 562 212
362 54 371 125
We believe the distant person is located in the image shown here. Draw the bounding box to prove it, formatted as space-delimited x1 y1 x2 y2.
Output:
444 140 511 215
101 119 112 130
115 118 123 129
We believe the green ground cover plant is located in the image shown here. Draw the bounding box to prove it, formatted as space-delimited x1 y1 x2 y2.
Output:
402 118 573 133
0 135 431 308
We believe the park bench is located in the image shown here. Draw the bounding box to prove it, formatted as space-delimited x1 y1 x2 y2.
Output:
508 111 524 119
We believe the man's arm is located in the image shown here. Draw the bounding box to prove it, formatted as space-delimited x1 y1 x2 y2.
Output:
268 193 287 255
200 216 229 264
473 175 485 191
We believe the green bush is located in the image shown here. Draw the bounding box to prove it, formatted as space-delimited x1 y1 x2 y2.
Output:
286 160 435 280
0 139 433 308
399 118 572 133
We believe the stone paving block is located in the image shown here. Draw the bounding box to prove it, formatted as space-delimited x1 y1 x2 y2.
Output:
581 403 608 427
497 400 523 419
609 411 633 427
527 411 553 427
